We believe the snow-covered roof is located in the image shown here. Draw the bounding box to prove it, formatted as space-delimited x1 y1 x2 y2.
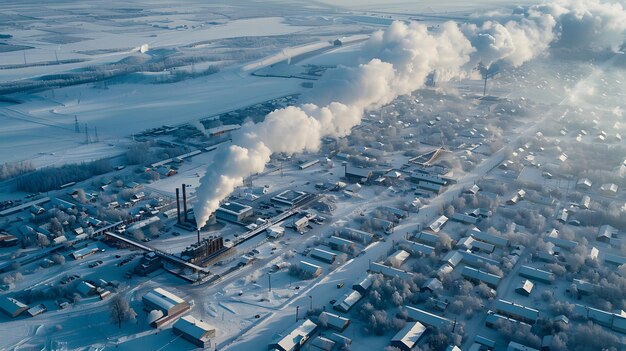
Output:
143 288 186 313
391 322 426 349
0 297 28 317
270 319 317 351
173 315 215 341
334 290 362 313
389 249 410 266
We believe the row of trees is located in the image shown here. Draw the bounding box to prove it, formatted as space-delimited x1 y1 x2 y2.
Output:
0 161 35 181
16 159 112 192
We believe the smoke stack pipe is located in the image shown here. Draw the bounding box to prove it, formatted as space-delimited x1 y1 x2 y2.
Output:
182 183 188 222
197 230 201 245
175 188 181 224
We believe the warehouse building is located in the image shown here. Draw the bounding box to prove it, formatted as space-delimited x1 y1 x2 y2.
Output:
215 202 253 223
0 297 29 318
173 315 216 348
142 288 191 327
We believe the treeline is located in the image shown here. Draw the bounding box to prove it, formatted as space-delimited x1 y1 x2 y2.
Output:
0 161 35 181
16 159 112 192
0 54 222 95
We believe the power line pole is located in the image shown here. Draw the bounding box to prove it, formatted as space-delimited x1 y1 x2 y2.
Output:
74 115 80 133
84 124 89 144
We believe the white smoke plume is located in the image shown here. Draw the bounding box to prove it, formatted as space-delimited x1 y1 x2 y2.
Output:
193 0 626 229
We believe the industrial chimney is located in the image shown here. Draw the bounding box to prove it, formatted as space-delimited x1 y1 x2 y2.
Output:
175 188 181 224
182 183 188 223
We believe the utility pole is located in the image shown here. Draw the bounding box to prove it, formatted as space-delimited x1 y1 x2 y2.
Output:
84 124 89 144
295 306 299 322
309 295 313 312
74 115 80 133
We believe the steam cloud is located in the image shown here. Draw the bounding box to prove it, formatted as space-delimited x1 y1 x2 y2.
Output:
193 0 626 229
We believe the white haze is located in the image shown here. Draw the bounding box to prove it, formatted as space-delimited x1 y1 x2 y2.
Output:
193 0 626 229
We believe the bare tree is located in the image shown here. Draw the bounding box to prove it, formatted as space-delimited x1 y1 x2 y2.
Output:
109 295 135 329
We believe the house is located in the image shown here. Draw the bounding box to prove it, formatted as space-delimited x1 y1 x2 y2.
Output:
267 225 285 239
470 228 509 247
370 262 414 280
292 216 309 233
441 251 463 268
428 215 448 232
333 290 363 313
580 195 591 209
422 278 443 292
71 244 100 260
494 299 539 324
462 266 501 288
466 184 480 195
486 313 531 329
327 236 356 251
451 212 479 225
299 261 322 278
0 232 18 247
413 231 440 246
319 311 350 332
388 249 410 267
507 341 539 351
404 305 452 329
310 248 336 264
556 209 568 223
576 178 592 190
0 297 29 317
403 240 435 256
341 227 374 244
380 206 409 219
519 265 554 284
268 319 317 351
515 280 534 296
173 315 216 348
599 183 618 196
26 304 47 317
460 251 500 268
545 229 578 250
605 253 626 266
344 165 373 183
390 322 427 351
30 205 45 215
471 240 495 253
76 281 96 296
327 333 352 348
142 288 191 327
352 274 374 295
310 336 335 351
597 225 617 243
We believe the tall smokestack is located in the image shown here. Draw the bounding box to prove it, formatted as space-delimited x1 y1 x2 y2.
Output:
197 229 201 245
182 183 188 223
175 188 181 224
